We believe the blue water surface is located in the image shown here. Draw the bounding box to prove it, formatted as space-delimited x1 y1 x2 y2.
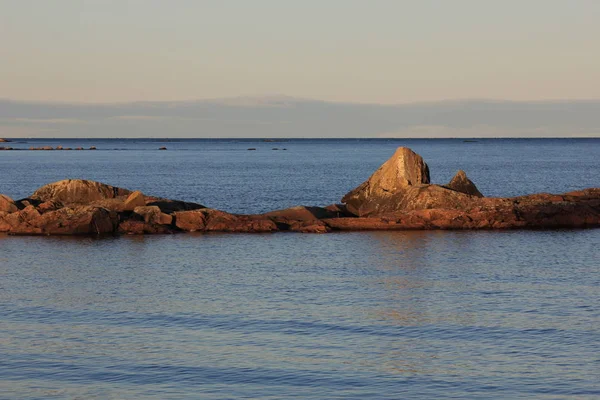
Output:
1 139 599 399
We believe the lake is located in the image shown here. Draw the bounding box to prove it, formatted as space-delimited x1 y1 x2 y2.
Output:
1 138 599 399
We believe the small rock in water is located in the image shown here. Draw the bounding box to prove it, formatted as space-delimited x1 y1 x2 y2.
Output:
159 146 167 150
247 148 257 151
446 170 484 197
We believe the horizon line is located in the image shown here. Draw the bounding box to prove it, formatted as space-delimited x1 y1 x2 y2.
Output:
3 136 599 140
2 96 600 107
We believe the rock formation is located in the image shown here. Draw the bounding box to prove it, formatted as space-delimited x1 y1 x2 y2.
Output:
1 148 599 236
31 179 131 204
342 147 431 216
445 170 484 197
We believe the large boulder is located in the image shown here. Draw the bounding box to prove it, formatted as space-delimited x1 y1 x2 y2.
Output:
31 179 131 204
341 147 432 216
0 194 18 213
341 148 490 216
445 170 484 197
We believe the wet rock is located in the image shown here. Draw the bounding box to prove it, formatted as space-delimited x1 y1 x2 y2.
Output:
159 146 167 150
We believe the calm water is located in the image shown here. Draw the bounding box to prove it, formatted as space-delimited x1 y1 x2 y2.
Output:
1 139 599 399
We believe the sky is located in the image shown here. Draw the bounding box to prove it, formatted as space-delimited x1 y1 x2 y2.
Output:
1 0 599 104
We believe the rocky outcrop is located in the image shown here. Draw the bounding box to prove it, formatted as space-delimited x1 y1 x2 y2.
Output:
31 179 131 204
0 205 117 235
341 149 489 216
342 147 431 216
445 170 484 197
1 148 599 236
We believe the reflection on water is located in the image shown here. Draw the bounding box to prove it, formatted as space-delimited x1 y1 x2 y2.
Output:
0 230 599 399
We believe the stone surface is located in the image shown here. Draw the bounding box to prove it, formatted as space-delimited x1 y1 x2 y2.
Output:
174 209 278 233
133 206 173 225
174 210 206 231
446 170 484 197
0 205 117 235
0 194 18 213
118 220 174 235
123 191 146 211
31 179 131 204
342 147 431 216
259 206 337 232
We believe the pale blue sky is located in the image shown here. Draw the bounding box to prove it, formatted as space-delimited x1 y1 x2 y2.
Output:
1 0 599 104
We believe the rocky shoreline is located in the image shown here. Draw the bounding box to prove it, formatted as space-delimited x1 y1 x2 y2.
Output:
1 147 599 235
